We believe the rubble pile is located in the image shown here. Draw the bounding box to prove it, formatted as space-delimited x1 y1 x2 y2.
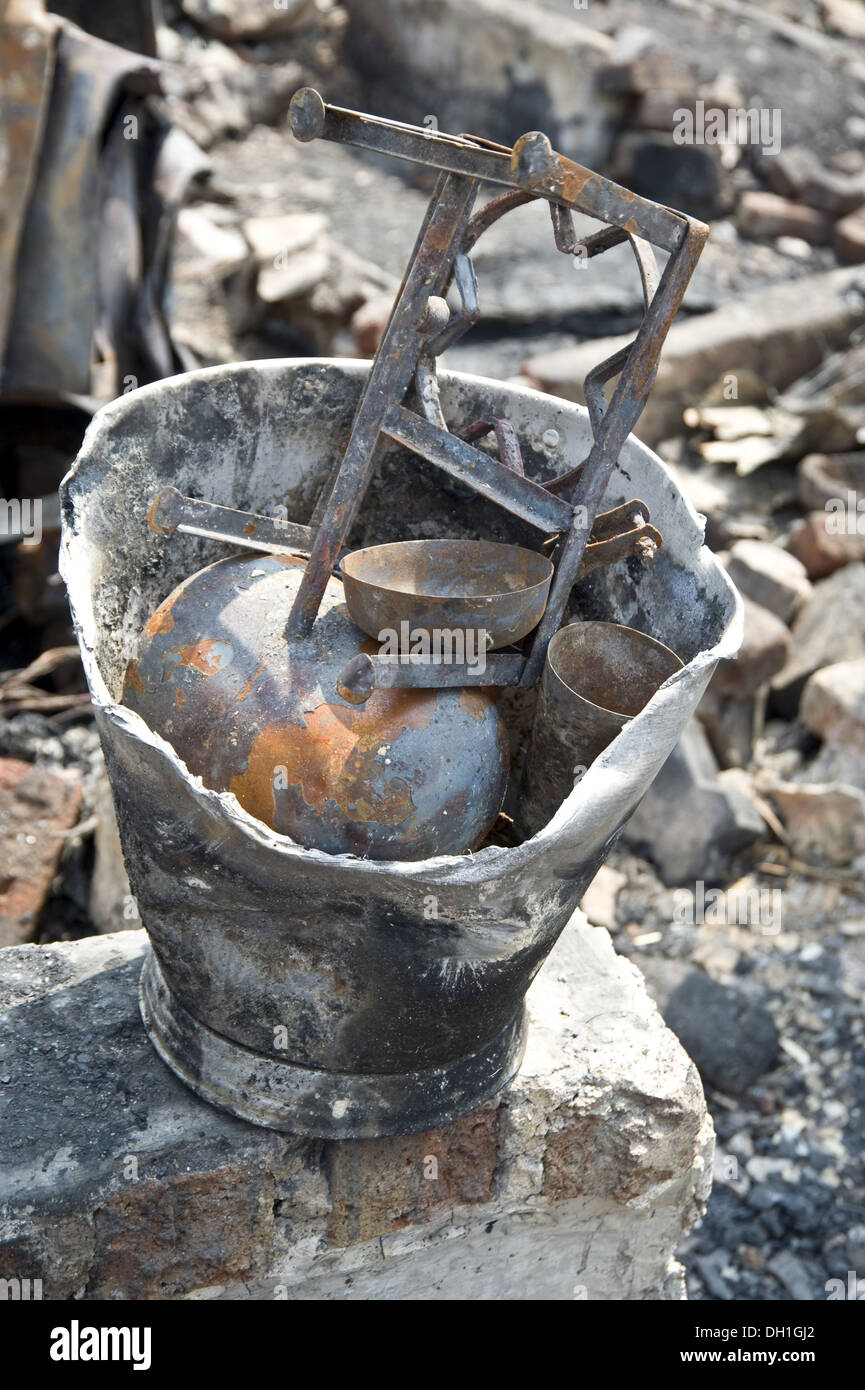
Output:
1 0 864 1300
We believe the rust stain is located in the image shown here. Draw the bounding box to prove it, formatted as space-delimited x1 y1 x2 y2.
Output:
175 688 187 708
230 689 437 829
244 523 256 536
559 166 592 203
146 495 168 536
167 639 234 677
237 662 265 703
124 659 146 696
458 688 489 724
145 603 175 637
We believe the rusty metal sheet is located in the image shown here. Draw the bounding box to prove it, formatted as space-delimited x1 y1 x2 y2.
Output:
4 19 161 395
0 6 57 366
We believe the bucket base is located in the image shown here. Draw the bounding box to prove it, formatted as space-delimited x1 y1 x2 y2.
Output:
139 948 527 1140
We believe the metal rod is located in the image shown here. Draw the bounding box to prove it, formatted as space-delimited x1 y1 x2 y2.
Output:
382 405 572 534
147 487 314 556
289 89 688 253
284 172 480 640
337 650 524 703
519 219 708 688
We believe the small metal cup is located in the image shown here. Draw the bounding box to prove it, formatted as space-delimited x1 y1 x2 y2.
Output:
516 621 683 839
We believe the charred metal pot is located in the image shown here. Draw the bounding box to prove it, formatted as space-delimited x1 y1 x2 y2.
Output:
61 358 742 1138
123 555 509 859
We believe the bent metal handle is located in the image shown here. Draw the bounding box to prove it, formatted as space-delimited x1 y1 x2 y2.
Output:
289 87 687 253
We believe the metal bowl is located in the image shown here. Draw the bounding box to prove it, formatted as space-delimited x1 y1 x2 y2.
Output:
340 539 553 651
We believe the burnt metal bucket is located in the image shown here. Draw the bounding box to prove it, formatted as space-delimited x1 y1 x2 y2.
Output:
516 622 684 840
60 359 743 1139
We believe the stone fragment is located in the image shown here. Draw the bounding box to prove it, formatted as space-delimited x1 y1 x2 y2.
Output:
258 247 331 305
178 0 314 41
636 957 779 1097
771 563 865 715
240 212 398 351
0 758 82 948
774 235 814 261
623 720 766 885
524 267 865 447
786 510 865 578
767 1249 815 1300
243 212 330 303
726 539 812 624
822 0 865 42
736 191 831 245
767 779 865 866
845 1224 865 1269
797 451 865 511
835 205 865 264
243 212 328 267
712 597 791 700
88 768 134 934
765 143 865 217
694 1251 733 1300
175 207 250 280
633 89 700 131
800 657 865 756
698 686 763 769
351 292 394 357
612 131 730 222
596 33 691 98
831 150 865 176
579 864 627 931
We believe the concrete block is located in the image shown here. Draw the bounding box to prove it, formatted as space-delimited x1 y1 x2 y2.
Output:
0 923 712 1300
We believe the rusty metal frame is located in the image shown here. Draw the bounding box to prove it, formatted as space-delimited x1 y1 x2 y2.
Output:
142 93 706 695
280 90 708 690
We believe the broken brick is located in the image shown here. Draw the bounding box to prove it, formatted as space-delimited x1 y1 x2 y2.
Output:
834 204 865 264
736 191 831 246
0 758 82 948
